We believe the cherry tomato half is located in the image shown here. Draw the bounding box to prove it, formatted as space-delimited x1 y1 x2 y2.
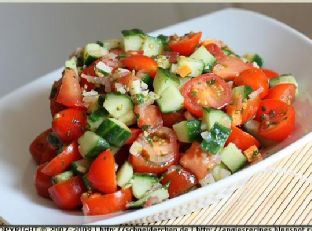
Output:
48 176 86 210
56 69 84 108
122 55 158 77
261 68 279 79
81 188 132 216
234 68 269 99
125 128 142 145
256 99 295 142
179 142 219 181
225 126 260 151
161 166 197 198
29 129 57 165
41 142 81 176
87 150 117 194
34 163 53 198
265 84 296 105
129 127 179 175
134 104 163 130
168 32 202 56
52 108 87 143
182 74 232 117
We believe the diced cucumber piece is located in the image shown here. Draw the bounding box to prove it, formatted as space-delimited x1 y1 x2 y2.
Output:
128 185 169 209
103 93 136 125
199 173 215 186
243 53 263 67
173 120 201 143
82 174 93 191
155 55 171 69
176 56 204 77
65 57 78 75
78 131 110 160
138 73 153 90
117 161 133 188
96 118 131 147
269 74 298 95
83 43 108 66
201 123 231 154
101 39 122 50
203 108 231 130
52 171 74 184
222 47 239 57
153 68 180 95
121 28 145 36
232 86 253 102
156 85 184 113
87 108 108 132
190 46 216 71
142 36 163 57
221 143 247 172
110 146 120 155
132 174 159 199
212 163 231 181
71 159 90 175
122 29 145 52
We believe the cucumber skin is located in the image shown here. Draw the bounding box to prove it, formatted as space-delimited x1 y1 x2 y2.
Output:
85 138 110 160
96 119 131 147
201 123 231 154
221 143 247 172
132 174 159 199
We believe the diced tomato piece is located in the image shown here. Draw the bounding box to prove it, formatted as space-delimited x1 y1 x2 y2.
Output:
34 163 53 198
265 84 296 105
162 111 185 127
50 79 66 117
129 127 179 175
204 43 225 60
48 176 85 210
180 142 218 180
168 32 202 56
87 150 117 194
161 166 197 198
56 69 84 108
134 104 163 130
181 74 232 117
52 108 87 143
81 188 132 216
41 142 81 176
256 99 296 142
262 68 279 79
226 126 260 151
125 128 142 145
213 56 252 81
29 129 57 165
122 55 158 77
234 68 269 99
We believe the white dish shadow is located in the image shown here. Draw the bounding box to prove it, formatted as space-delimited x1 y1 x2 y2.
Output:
0 8 312 224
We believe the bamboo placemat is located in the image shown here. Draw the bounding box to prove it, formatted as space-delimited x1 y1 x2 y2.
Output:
149 142 312 225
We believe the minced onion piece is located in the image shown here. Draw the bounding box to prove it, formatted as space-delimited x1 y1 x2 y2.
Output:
114 82 127 94
227 81 233 88
184 111 195 121
82 90 99 112
200 123 207 131
249 87 263 99
201 131 210 140
81 73 112 92
129 141 143 156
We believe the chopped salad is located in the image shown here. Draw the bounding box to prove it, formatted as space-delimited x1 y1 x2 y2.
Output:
30 29 298 215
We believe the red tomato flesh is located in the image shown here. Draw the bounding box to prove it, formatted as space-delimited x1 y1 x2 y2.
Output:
81 188 132 216
87 150 117 194
29 129 57 165
52 108 87 143
134 104 163 130
234 68 269 99
34 163 53 198
162 111 185 127
168 32 202 56
48 176 85 210
41 142 81 176
225 126 260 151
265 84 296 105
125 128 142 145
179 142 219 180
262 68 279 79
161 166 197 198
182 73 232 117
122 55 158 77
129 127 179 175
256 99 295 142
56 69 84 108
